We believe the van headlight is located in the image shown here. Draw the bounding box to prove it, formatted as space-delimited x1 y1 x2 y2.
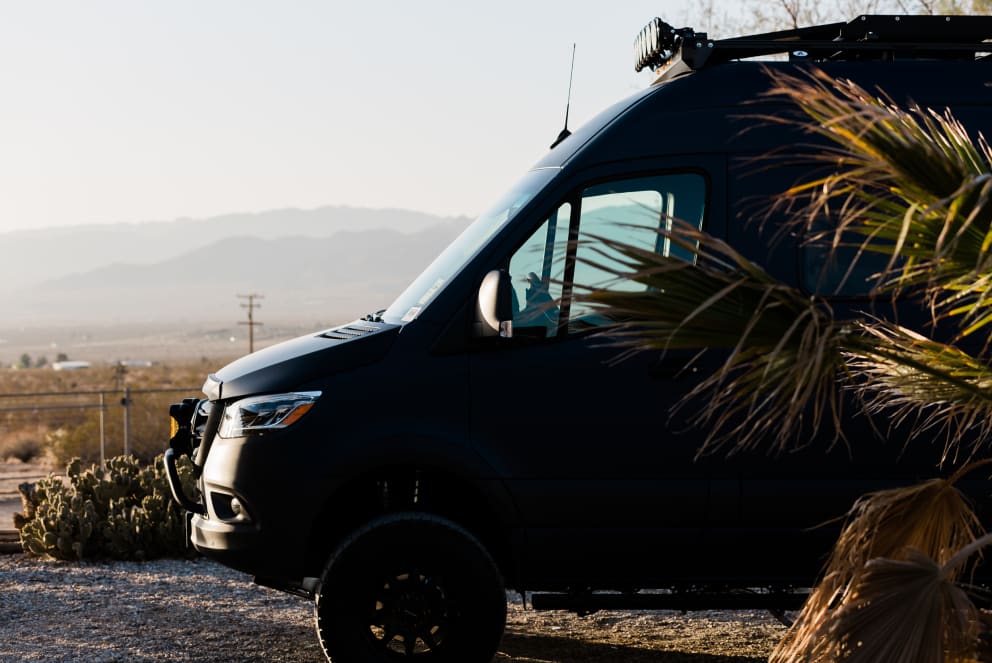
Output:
218 391 321 438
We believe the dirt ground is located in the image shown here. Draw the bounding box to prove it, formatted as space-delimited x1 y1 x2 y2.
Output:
499 599 783 662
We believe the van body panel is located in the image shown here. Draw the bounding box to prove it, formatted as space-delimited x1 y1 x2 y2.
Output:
171 36 992 596
213 322 400 399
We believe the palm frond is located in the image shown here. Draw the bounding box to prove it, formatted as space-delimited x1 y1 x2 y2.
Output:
802 551 977 663
772 466 989 663
577 220 852 455
764 68 992 341
580 218 992 456
845 320 992 460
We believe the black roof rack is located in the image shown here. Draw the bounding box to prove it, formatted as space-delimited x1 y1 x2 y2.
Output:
634 15 992 76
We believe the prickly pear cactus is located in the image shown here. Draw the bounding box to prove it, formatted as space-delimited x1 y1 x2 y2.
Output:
15 454 197 561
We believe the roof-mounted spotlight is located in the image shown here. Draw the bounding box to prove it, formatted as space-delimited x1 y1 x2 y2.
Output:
634 18 684 72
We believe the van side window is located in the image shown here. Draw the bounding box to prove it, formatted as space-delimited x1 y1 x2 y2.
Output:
801 225 894 297
569 173 706 329
508 203 572 338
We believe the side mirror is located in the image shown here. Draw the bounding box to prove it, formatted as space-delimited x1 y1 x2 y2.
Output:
474 269 514 338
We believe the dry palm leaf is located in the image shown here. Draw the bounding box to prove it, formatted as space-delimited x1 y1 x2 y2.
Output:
803 550 978 663
772 462 991 663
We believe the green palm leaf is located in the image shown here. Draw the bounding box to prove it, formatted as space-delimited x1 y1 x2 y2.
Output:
579 219 992 455
577 220 851 455
765 69 992 342
847 320 992 459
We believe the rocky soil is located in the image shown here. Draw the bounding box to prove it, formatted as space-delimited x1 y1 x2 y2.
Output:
0 554 785 662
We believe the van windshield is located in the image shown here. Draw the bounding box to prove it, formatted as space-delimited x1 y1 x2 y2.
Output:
382 168 559 324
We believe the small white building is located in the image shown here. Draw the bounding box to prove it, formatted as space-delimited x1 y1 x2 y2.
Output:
52 360 91 371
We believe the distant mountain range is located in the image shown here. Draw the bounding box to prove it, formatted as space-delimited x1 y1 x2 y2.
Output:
1 207 472 324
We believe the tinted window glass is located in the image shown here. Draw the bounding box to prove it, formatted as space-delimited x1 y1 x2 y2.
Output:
570 173 706 328
382 168 558 324
507 204 572 338
802 229 893 297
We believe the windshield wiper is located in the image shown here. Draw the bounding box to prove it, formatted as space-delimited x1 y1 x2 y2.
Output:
362 310 385 323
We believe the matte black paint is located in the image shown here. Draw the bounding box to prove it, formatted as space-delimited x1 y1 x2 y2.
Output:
170 55 992 599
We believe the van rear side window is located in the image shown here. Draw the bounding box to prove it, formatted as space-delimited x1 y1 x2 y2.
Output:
801 229 895 298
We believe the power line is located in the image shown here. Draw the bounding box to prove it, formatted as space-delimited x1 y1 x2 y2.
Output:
237 293 264 353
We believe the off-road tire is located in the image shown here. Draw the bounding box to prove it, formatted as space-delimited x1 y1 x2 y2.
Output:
314 512 506 663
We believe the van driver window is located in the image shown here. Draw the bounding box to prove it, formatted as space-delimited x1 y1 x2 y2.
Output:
507 203 572 338
569 173 706 329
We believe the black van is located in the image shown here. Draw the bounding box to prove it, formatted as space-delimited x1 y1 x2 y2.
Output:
165 15 992 663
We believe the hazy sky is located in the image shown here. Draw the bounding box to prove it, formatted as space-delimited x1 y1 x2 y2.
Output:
0 1 747 233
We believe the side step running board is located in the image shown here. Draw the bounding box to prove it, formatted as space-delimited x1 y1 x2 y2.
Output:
530 591 808 613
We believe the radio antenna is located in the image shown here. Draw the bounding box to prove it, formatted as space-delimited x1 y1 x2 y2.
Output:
550 43 576 149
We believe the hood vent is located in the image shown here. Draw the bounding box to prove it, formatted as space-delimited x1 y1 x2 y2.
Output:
320 322 381 341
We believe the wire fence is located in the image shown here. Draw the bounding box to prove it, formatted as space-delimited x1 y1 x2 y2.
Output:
0 387 199 467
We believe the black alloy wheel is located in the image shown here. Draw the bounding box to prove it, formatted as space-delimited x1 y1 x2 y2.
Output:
315 513 506 663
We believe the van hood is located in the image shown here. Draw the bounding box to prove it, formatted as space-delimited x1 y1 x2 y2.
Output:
203 320 400 401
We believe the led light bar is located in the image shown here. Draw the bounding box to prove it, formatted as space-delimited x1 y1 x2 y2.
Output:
634 15 992 77
634 18 681 73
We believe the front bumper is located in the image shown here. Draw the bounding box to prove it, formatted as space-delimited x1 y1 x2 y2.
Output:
164 395 267 571
162 446 267 575
165 407 331 581
188 512 267 575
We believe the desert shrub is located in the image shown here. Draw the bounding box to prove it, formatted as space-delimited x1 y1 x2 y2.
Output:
0 360 208 467
15 454 198 561
44 390 191 466
0 434 44 463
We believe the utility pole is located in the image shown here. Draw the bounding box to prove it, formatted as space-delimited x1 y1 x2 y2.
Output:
114 361 130 457
122 386 131 457
238 293 264 353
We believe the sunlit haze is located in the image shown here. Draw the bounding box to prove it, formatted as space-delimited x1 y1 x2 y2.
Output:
0 1 742 233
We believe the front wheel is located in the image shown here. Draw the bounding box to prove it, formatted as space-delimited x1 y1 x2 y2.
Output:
314 513 506 663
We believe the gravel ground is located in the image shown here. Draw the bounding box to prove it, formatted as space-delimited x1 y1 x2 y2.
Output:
0 554 785 662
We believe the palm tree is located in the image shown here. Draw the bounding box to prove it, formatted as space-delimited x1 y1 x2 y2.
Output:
578 69 992 662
